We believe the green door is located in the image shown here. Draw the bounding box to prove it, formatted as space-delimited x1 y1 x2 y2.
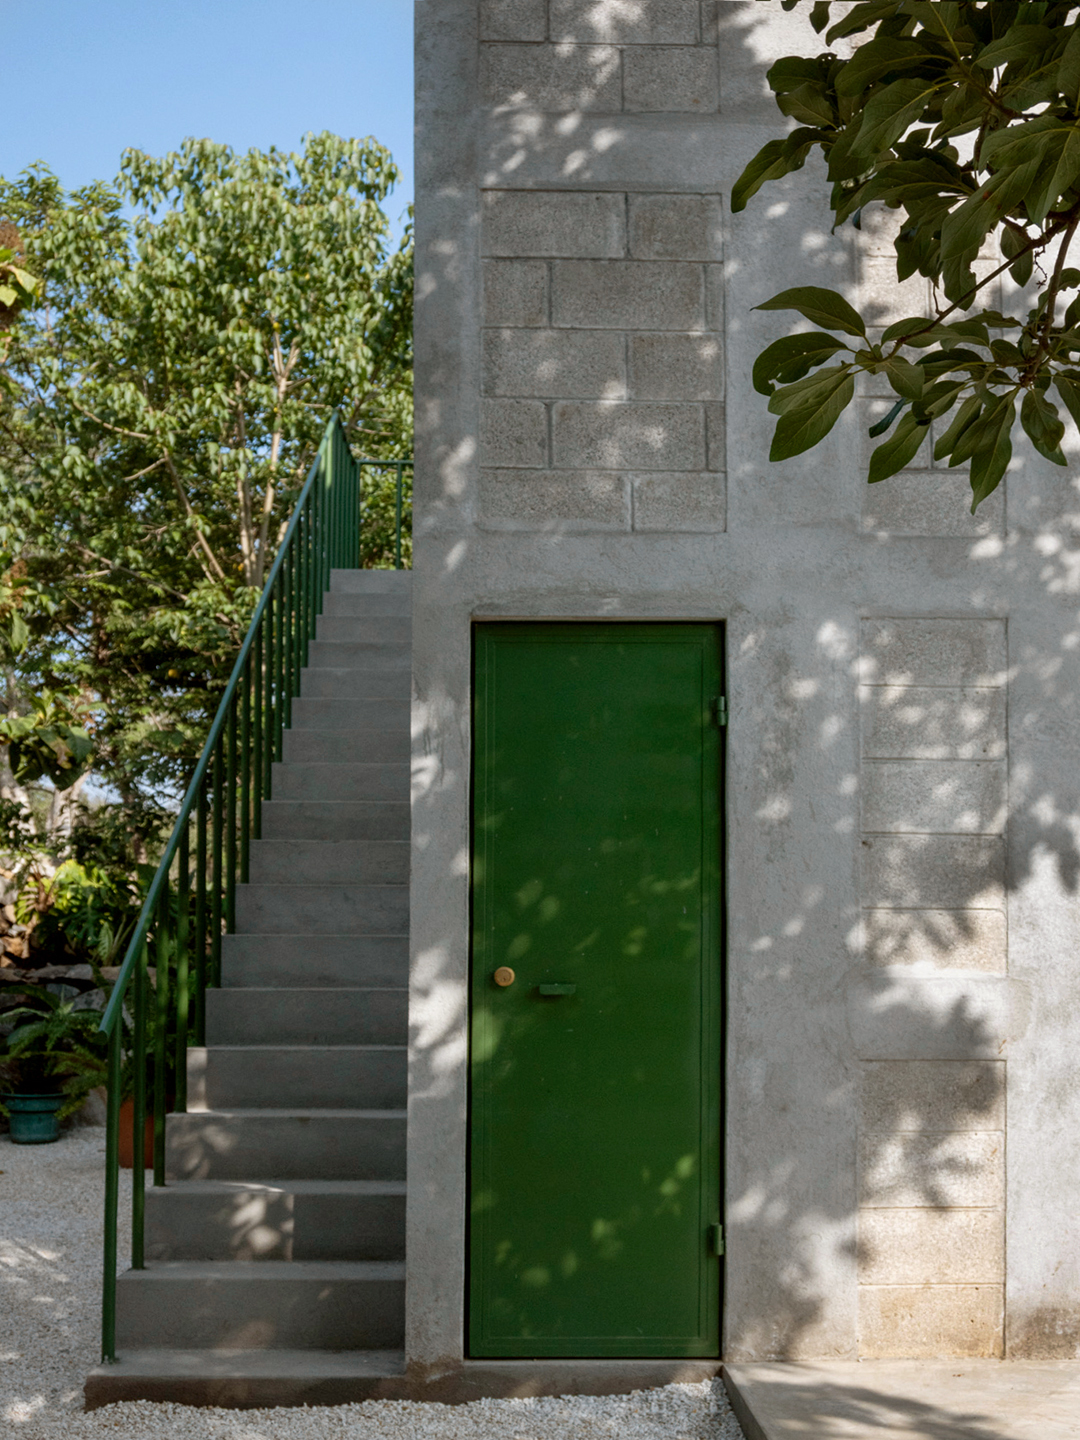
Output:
470 622 723 1358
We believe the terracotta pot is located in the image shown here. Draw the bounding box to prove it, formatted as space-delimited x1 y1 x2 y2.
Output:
117 1097 154 1169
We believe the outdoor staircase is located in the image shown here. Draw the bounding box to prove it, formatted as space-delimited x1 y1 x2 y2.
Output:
99 569 412 1403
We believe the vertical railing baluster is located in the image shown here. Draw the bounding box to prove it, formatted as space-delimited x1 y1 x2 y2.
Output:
226 698 237 936
132 938 148 1260
153 888 169 1187
194 781 208 1047
253 616 264 835
274 568 286 763
174 823 190 1113
101 1025 121 1362
211 736 224 989
243 651 254 863
395 462 404 570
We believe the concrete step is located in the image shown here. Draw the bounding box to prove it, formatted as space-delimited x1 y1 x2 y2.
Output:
269 762 409 803
221 935 408 988
330 569 412 594
300 667 411 700
305 640 410 671
315 615 411 645
260 801 409 842
289 696 410 732
323 589 411 616
166 1110 406 1181
234 883 408 936
207 988 407 1046
188 1046 407 1111
282 728 409 764
144 1179 406 1263
85 1348 407 1409
115 1261 405 1350
247 840 409 886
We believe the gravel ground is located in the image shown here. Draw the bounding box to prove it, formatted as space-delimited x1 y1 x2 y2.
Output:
1 1129 745 1440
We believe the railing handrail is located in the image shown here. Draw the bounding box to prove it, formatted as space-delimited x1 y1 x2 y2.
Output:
98 421 337 1039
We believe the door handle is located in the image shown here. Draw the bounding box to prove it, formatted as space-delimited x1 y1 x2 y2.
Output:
538 983 576 996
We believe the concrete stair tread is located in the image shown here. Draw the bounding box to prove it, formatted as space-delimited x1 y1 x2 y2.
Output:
153 1178 407 1195
196 1044 406 1052
179 1108 407 1118
89 1348 406 1376
124 1260 405 1280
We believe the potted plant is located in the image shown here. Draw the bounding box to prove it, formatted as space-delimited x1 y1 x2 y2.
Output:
0 983 109 1143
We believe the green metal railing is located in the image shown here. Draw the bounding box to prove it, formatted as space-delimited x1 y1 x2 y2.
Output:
97 417 411 1363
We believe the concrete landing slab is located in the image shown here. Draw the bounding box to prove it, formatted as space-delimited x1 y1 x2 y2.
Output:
723 1361 1080 1440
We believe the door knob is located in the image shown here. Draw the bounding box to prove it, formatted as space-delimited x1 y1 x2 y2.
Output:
493 967 516 987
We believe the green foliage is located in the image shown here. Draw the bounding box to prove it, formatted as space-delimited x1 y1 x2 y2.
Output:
0 688 93 787
1 983 109 1116
737 1 1080 508
0 134 412 803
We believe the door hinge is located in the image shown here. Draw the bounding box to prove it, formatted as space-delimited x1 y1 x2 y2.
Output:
709 1223 725 1256
711 696 728 728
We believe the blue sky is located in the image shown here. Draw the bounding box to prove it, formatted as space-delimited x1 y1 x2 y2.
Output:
4 1 414 233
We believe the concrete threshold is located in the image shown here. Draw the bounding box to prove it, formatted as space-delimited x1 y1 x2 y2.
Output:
722 1360 1080 1440
86 1354 721 1410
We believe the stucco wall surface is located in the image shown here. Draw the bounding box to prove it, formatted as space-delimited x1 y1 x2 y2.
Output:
410 0 1080 1371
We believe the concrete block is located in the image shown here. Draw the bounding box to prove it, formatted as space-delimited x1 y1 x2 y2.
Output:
858 1284 1004 1358
705 402 725 470
623 47 719 112
861 760 1007 835
552 400 705 469
478 469 630 530
628 194 722 261
299 667 411 700
282 729 410 765
248 839 410 885
482 260 549 327
235 883 409 937
859 252 930 326
550 0 701 43
189 1045 407 1112
859 1131 1004 1209
632 472 725 532
705 263 724 331
268 762 409 804
166 1111 407 1183
849 974 1020 1061
861 834 1005 911
290 698 411 734
630 333 722 401
483 328 626 398
482 189 626 259
860 619 1007 688
860 1061 1005 1134
862 470 1005 537
862 908 1007 972
314 614 411 645
259 800 410 843
860 685 1007 760
480 398 548 467
480 0 546 41
858 1209 1004 1286
480 43 621 112
552 260 704 330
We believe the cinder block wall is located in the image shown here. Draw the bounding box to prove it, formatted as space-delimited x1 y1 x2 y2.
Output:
411 0 1080 1367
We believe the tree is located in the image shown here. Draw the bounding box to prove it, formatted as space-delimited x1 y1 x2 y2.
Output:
0 133 412 812
734 0 1080 509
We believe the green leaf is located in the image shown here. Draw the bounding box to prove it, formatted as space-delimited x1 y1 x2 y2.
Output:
835 37 937 99
968 394 1016 509
1020 389 1067 466
1054 373 1080 431
731 140 793 213
1058 22 1080 105
778 82 837 129
868 398 907 437
868 411 931 483
881 315 934 344
752 331 847 396
755 286 867 338
851 77 943 160
974 25 1053 69
767 364 855 460
825 1 902 45
809 0 831 34
934 395 982 462
882 355 925 400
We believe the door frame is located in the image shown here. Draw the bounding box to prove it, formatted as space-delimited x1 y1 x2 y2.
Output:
465 618 727 1358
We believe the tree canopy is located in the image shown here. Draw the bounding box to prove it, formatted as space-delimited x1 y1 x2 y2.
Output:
0 132 412 812
735 0 1080 509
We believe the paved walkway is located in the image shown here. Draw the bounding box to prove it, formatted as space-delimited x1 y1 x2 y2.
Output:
724 1360 1080 1440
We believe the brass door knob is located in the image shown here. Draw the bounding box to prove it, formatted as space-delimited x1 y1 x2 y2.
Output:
493 967 516 987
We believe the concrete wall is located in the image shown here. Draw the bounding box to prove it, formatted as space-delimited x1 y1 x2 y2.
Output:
410 0 1080 1370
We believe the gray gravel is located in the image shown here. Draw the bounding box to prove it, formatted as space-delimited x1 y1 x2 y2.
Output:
1 1129 744 1439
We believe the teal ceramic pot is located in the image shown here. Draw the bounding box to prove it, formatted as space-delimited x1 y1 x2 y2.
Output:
3 1092 63 1144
